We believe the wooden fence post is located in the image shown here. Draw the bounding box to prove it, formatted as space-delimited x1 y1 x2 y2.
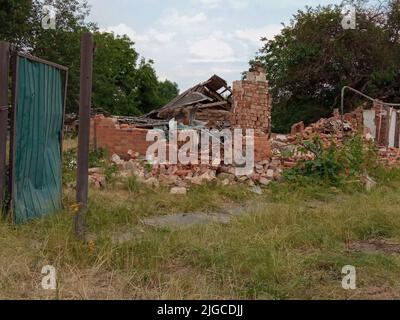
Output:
0 42 10 214
75 33 93 239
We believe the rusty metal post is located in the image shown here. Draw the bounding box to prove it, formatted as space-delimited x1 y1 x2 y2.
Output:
75 33 93 239
0 42 10 214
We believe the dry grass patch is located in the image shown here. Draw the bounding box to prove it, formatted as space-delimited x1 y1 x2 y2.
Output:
1 167 400 299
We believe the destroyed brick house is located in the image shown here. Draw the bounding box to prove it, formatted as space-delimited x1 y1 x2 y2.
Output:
91 63 273 163
84 64 400 189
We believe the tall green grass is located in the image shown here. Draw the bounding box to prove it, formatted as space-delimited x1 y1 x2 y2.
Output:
1 146 400 299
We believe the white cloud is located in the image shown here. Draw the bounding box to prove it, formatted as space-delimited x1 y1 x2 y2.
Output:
196 0 222 8
102 23 149 43
101 24 176 46
147 29 176 44
176 65 211 78
234 25 282 45
98 8 281 91
229 0 249 10
161 12 208 27
189 36 237 63
195 0 249 10
211 66 243 75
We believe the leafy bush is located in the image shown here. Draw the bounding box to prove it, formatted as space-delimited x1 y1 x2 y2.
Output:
104 164 118 184
284 135 379 187
63 147 116 185
89 148 108 168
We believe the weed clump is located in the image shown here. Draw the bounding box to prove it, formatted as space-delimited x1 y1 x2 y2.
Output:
284 135 379 187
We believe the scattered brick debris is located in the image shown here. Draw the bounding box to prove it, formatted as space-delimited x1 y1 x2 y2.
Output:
378 147 400 167
81 67 400 190
270 108 365 170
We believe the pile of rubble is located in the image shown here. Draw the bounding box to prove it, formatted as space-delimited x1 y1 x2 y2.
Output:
88 150 284 193
378 147 400 167
270 134 311 170
270 110 360 170
88 108 400 192
272 109 400 170
290 109 359 142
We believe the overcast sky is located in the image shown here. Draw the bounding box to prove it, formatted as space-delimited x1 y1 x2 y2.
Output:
86 0 352 91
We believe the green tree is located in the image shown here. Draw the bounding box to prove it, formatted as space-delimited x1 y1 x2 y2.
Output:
92 32 141 115
157 79 179 107
92 33 178 115
0 0 32 48
134 59 173 114
26 0 92 112
0 0 179 115
254 1 400 133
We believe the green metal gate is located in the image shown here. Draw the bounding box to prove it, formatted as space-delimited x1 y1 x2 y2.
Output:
10 54 68 224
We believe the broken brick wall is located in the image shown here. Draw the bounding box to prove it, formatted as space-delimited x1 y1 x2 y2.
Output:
94 116 152 159
231 65 272 134
370 101 400 148
254 132 271 162
93 115 271 163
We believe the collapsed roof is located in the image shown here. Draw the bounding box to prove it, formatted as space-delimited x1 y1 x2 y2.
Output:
145 75 233 129
69 75 234 130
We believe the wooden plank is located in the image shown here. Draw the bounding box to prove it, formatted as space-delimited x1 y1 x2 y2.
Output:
75 32 94 240
197 101 229 109
0 42 9 213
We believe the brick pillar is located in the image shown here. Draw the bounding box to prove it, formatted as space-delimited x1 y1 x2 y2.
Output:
231 65 272 134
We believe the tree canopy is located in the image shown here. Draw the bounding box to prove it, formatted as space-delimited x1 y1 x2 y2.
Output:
0 0 179 115
254 0 400 133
